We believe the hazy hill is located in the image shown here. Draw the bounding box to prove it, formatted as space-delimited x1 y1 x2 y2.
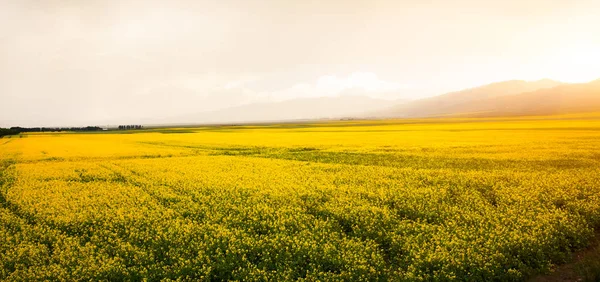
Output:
445 78 600 117
170 95 406 124
378 79 564 117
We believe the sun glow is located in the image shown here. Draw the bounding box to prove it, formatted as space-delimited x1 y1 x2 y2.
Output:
548 45 600 83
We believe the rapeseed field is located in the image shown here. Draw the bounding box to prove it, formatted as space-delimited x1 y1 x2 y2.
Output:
2 117 600 281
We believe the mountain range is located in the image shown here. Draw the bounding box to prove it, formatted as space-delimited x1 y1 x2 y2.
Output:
377 78 600 118
156 96 405 125
148 78 600 126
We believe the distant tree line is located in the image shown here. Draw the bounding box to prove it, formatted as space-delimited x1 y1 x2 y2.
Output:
118 125 143 130
0 126 104 137
0 128 19 137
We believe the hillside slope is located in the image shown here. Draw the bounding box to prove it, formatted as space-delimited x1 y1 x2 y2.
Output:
379 79 564 117
173 95 406 124
454 79 600 117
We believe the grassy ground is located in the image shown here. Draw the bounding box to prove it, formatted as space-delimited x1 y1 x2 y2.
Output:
2 116 600 281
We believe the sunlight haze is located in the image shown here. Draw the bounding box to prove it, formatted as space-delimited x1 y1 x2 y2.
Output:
1 0 599 126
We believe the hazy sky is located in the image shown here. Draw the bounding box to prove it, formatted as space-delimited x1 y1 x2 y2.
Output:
2 0 600 126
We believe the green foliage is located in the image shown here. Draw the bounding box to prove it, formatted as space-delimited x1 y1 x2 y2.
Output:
0 128 19 138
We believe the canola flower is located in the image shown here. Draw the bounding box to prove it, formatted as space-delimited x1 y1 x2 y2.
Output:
1 117 600 281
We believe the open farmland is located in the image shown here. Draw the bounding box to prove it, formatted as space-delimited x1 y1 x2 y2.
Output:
2 116 600 281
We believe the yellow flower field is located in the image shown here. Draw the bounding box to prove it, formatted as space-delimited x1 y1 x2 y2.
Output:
2 116 600 281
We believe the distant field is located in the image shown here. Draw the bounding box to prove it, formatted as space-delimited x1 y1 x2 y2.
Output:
2 116 600 281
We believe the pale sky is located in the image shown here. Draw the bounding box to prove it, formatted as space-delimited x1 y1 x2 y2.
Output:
1 0 600 126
